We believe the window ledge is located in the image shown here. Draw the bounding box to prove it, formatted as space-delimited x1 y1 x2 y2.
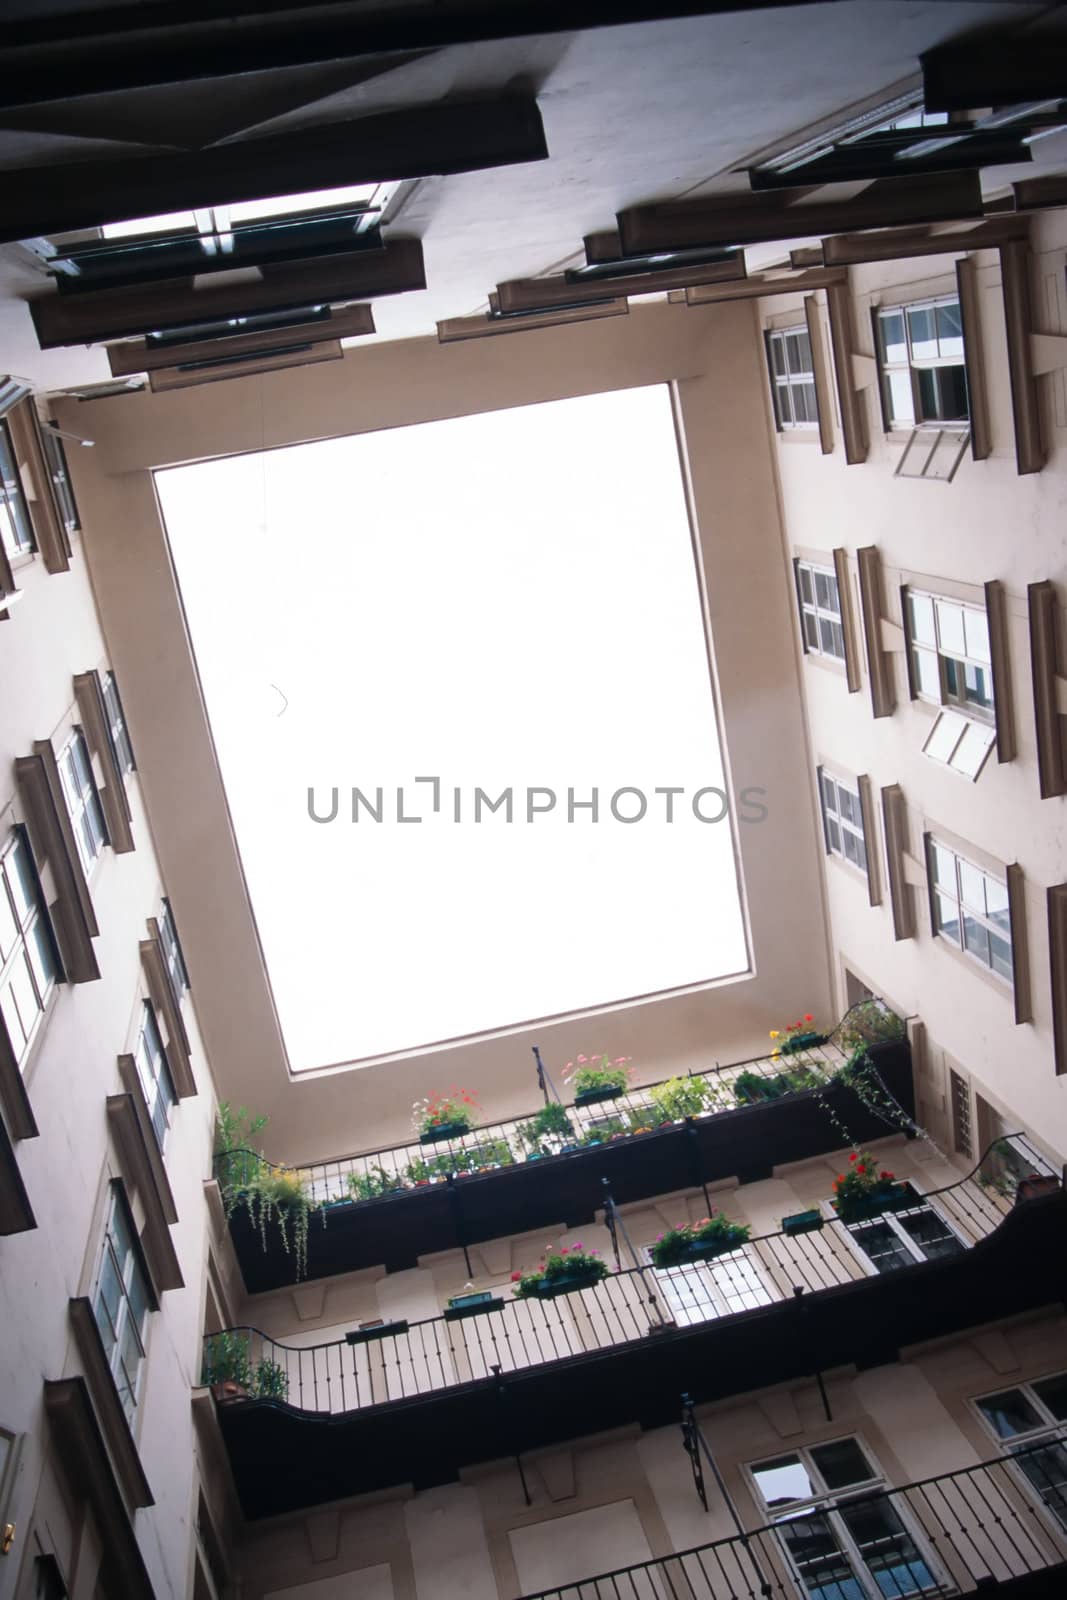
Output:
140 935 194 1097
107 1077 183 1294
0 1110 35 1235
67 1297 154 1512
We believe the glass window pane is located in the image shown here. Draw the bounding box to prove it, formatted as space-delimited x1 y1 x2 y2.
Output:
799 566 814 604
934 892 961 945
879 311 907 365
771 337 787 377
803 613 819 650
818 617 838 655
958 861 987 913
1014 1442 1067 1533
849 1220 914 1272
935 299 964 359
827 818 841 853
898 1207 964 1262
752 1455 815 1509
989 933 1013 983
0 979 29 1054
6 957 36 1038
0 880 18 960
843 829 862 867
838 787 860 827
919 365 968 422
7 836 37 924
930 843 956 888
912 648 941 701
27 918 56 996
795 382 818 423
963 916 990 967
96 1250 123 1338
822 773 838 815
979 1390 1044 1439
950 721 995 780
908 594 937 648
785 334 806 374
907 304 938 360
924 711 965 764
815 571 838 613
778 384 795 426
827 621 845 660
1033 1374 1067 1422
887 370 914 425
70 735 92 792
935 601 966 657
779 1512 864 1600
811 1439 874 1491
963 607 991 664
837 1498 937 1597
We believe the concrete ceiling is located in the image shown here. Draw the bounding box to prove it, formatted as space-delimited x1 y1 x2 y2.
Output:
0 0 1062 393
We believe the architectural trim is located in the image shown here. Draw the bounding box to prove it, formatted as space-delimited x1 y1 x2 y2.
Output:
42 1376 155 1600
0 1109 35 1234
999 239 1045 476
107 304 376 377
73 670 134 854
1027 580 1067 797
857 775 882 907
832 548 861 692
955 257 991 462
140 934 194 1097
5 398 71 573
681 267 848 305
496 255 745 313
15 748 100 983
984 580 1016 764
806 295 835 456
109 1069 183 1293
148 342 343 392
437 301 628 343
1006 864 1032 1027
0 1016 38 1140
881 785 915 940
819 215 1028 268
1048 883 1067 1075
826 279 868 465
857 548 895 718
67 1298 155 1511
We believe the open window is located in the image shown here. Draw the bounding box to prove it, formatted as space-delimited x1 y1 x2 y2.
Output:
876 296 971 480
833 1185 965 1274
974 1374 1067 1536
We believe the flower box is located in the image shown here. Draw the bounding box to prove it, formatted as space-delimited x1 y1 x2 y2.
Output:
681 1236 746 1263
780 1030 827 1055
210 1380 249 1404
533 1270 604 1299
1015 1174 1060 1203
443 1293 504 1321
835 1183 910 1224
419 1121 470 1144
574 1084 624 1107
782 1209 824 1237
344 1319 410 1345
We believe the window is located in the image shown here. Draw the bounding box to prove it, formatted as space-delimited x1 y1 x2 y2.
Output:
92 1185 151 1422
158 898 189 1000
0 417 34 561
134 1002 176 1150
906 591 994 717
650 1249 774 1326
768 327 818 429
0 828 58 1066
975 1374 1067 1534
101 671 135 776
820 772 867 874
877 296 968 428
838 1186 965 1274
796 562 846 662
39 426 80 536
749 1437 941 1599
927 838 1012 983
57 730 107 876
949 1069 973 1159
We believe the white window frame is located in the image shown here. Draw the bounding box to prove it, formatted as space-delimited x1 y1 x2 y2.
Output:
134 1001 176 1150
747 1436 946 1600
905 589 995 721
972 1373 1067 1539
827 1185 966 1276
819 771 868 874
158 897 189 1001
876 294 969 429
0 826 58 1068
796 560 846 662
768 326 819 430
101 671 135 776
57 729 108 878
647 1247 774 1326
0 416 34 562
927 837 1013 986
91 1184 152 1423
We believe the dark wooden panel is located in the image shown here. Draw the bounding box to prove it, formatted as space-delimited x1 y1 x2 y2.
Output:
1028 581 1067 800
826 278 868 466
923 38 1067 112
683 266 846 305
0 98 547 242
1049 884 1067 1075
956 256 991 463
619 171 984 255
108 304 375 375
0 1110 34 1235
822 216 1028 267
148 341 343 390
1000 239 1045 476
495 255 745 314
437 301 629 343
749 135 1024 192
31 240 424 348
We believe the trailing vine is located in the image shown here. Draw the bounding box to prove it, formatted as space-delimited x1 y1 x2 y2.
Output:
808 1000 925 1155
214 1103 325 1281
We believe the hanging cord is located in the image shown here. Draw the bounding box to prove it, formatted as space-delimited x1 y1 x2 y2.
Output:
601 1179 669 1331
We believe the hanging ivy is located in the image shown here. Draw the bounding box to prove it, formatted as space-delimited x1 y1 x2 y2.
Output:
214 1103 325 1281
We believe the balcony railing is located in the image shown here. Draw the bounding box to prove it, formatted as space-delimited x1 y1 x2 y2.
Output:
516 1441 1067 1598
216 1027 867 1207
203 1138 1058 1418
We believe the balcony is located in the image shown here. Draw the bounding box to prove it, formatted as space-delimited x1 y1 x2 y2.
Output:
515 1444 1067 1598
205 1150 1065 1519
216 1029 916 1291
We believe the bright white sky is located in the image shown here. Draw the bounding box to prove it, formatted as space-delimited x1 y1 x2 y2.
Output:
156 384 747 1070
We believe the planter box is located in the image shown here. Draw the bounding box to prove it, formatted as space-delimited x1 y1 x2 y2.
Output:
443 1294 503 1322
345 1319 409 1345
1015 1174 1061 1203
573 1084 624 1107
835 1184 911 1224
211 1380 250 1404
652 1232 749 1269
780 1031 828 1055
419 1122 471 1145
533 1271 605 1299
782 1209 824 1237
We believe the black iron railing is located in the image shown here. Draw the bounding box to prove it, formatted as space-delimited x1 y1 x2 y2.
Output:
215 1029 866 1207
202 1140 1058 1418
515 1439 1067 1597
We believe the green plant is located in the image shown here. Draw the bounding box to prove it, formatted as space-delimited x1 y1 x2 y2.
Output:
252 1357 289 1402
649 1075 710 1121
511 1244 608 1298
650 1213 751 1267
566 1054 632 1097
517 1102 575 1150
213 1102 326 1281
412 1087 480 1138
832 1151 898 1212
201 1329 252 1389
213 1102 270 1189
347 1165 406 1201
837 1000 906 1054
578 1118 627 1146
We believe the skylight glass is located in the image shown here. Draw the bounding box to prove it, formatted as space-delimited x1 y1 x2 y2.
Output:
156 386 747 1070
101 184 387 239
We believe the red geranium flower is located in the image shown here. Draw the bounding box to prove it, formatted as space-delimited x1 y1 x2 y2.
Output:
849 1153 858 1162
511 1271 521 1281
804 1014 814 1022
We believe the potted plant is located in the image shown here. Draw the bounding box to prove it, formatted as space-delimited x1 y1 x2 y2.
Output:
565 1055 633 1106
579 1118 626 1147
782 1209 824 1236
413 1088 480 1143
444 1283 503 1320
650 1214 750 1267
347 1164 406 1202
832 1153 907 1223
733 1069 789 1105
463 1137 516 1171
1014 1172 1061 1203
649 1075 710 1122
512 1245 608 1299
517 1102 575 1155
202 1330 253 1402
770 1015 827 1056
252 1357 289 1402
